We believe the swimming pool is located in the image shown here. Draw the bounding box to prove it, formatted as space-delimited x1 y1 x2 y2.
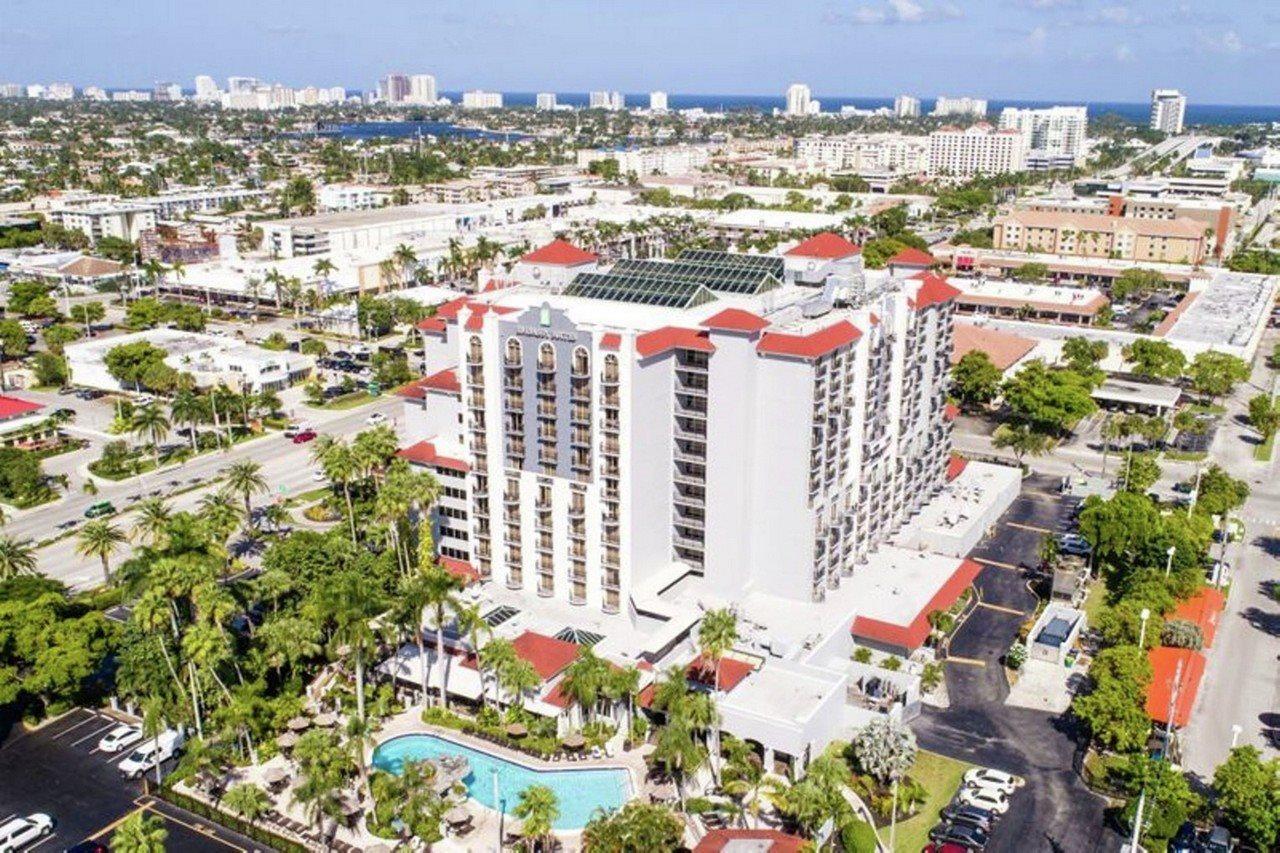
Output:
371 733 631 829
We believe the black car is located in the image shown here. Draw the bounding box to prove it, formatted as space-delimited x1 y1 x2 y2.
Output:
931 821 989 850
65 842 110 853
939 803 996 832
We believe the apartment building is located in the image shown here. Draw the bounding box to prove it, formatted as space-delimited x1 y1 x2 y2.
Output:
650 91 669 112
536 93 557 111
894 96 921 118
998 106 1088 165
931 97 987 118
794 133 930 176
576 145 712 177
786 84 814 117
401 236 957 613
53 203 156 244
409 74 437 105
318 183 386 212
928 124 1027 177
51 186 268 242
993 209 1209 264
462 90 504 109
1151 89 1187 134
1019 194 1236 257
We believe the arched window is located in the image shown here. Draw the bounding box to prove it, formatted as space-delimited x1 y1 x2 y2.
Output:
602 353 619 383
505 338 522 366
468 335 483 364
572 346 590 377
538 342 555 370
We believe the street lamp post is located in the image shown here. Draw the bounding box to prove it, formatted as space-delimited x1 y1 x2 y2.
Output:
1138 607 1152 648
1164 545 1177 578
1232 724 1243 749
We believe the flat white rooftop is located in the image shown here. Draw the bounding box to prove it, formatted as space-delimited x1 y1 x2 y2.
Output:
1164 272 1278 349
719 658 845 725
951 277 1106 310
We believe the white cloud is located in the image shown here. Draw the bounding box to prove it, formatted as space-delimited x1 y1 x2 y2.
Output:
823 0 963 26
1090 5 1143 26
1113 43 1134 62
1197 29 1245 54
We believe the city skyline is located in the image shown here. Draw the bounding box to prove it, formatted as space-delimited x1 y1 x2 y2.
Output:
4 0 1278 104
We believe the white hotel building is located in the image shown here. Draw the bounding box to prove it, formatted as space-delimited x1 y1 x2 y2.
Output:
928 124 1027 177
400 234 958 614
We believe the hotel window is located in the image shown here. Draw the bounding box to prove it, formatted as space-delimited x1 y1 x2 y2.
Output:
505 338 522 366
468 335 483 364
571 346 590 377
538 342 555 371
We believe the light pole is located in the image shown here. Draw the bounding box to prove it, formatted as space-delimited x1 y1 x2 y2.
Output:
492 767 502 848
1138 607 1152 648
1231 724 1243 749
1164 545 1177 578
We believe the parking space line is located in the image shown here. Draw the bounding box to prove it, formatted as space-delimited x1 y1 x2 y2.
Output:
25 833 60 852
977 602 1029 616
946 656 987 668
0 813 16 825
1005 521 1052 534
972 557 1021 571
89 806 146 840
70 720 119 748
49 712 105 740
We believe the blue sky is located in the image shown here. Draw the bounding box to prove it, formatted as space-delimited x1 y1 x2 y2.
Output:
4 0 1277 103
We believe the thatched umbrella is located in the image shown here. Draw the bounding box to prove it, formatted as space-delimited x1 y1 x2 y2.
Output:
444 806 471 827
562 733 586 751
276 731 300 750
505 722 528 738
313 711 339 728
286 716 312 732
263 766 289 786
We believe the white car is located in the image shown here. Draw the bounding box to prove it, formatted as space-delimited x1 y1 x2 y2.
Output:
118 729 185 780
964 767 1022 795
97 723 143 754
366 412 388 425
957 786 1011 815
312 469 328 482
0 813 53 852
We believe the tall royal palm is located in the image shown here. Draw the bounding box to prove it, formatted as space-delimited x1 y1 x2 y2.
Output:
0 535 37 579
314 436 359 542
223 460 268 526
417 561 462 708
316 571 386 721
169 388 205 450
132 497 172 549
75 519 127 585
131 404 171 468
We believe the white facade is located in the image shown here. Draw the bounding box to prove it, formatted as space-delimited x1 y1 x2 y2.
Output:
462 90 503 110
409 74 437 105
894 95 921 118
589 91 625 111
535 92 557 111
998 105 1088 161
46 82 75 100
54 203 156 244
575 145 711 177
786 83 812 117
194 75 220 101
932 96 987 118
928 124 1027 176
318 184 384 212
795 133 930 175
649 91 668 112
82 87 108 101
402 242 956 614
1151 89 1187 134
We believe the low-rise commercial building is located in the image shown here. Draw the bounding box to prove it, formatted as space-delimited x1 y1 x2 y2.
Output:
993 210 1209 265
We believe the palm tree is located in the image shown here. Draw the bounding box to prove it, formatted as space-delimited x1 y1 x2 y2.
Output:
169 388 205 450
132 497 172 548
264 268 286 313
417 562 462 708
258 613 321 680
223 460 267 525
255 388 282 419
480 636 518 708
499 658 540 713
0 535 37 579
314 436 358 542
261 503 289 534
513 784 560 851
312 257 336 289
393 243 419 288
198 490 242 551
284 277 305 327
559 648 608 731
607 665 642 741
223 782 270 829
76 520 127 585
315 570 386 720
242 275 263 316
698 608 738 773
109 810 168 853
454 603 491 706
130 405 171 468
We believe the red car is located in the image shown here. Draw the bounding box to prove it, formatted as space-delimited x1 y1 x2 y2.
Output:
292 430 318 444
924 843 974 853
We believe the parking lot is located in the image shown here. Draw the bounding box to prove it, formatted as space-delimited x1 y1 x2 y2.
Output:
0 708 258 852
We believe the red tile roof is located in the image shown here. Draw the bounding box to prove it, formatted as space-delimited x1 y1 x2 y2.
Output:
785 232 861 260
394 378 430 400
599 332 622 350
511 631 581 681
1171 587 1226 648
434 296 472 322
0 395 43 421
396 440 470 473
947 453 968 481
1154 292 1198 337
944 402 960 421
462 303 519 331
1146 646 1205 728
440 557 480 586
687 655 755 693
756 320 861 360
701 308 770 334
695 830 807 853
889 247 937 268
635 326 715 359
420 368 461 395
852 558 981 651
952 322 1037 371
912 273 963 311
416 317 447 334
520 240 598 266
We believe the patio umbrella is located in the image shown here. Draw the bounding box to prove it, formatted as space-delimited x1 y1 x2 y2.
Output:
286 716 312 732
444 806 471 826
313 711 339 728
562 733 586 750
276 731 299 750
365 846 392 853
263 766 289 785
505 722 528 738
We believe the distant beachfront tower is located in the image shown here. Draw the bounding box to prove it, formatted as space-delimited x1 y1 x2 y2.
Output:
409 74 437 105
536 92 557 110
650 91 668 112
894 95 920 118
1150 89 1187 134
786 83 812 116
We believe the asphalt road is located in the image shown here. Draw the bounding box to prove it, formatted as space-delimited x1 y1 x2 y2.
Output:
9 386 404 590
0 708 260 852
915 481 1119 853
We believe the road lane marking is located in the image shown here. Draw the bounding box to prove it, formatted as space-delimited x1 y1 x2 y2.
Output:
946 656 987 667
977 602 1029 616
971 557 1021 571
1005 521 1053 534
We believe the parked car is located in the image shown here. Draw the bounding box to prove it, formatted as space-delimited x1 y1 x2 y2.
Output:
963 768 1022 794
97 723 143 754
366 412 388 426
292 430 318 444
64 842 109 853
956 786 1011 815
0 813 53 852
118 729 185 779
1201 825 1235 852
939 803 997 832
923 844 972 853
1056 533 1092 556
930 820 989 850
84 501 116 518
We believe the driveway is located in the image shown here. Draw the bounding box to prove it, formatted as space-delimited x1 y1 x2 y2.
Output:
0 708 257 851
914 484 1119 852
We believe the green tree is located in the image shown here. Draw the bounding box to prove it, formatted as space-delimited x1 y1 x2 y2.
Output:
951 350 1003 410
104 341 170 390
582 801 684 851
992 422 1053 466
513 784 560 849
1248 393 1280 445
70 300 107 327
1115 754 1203 849
1071 645 1153 752
222 460 267 525
75 520 126 585
1111 268 1166 302
32 351 68 387
1187 351 1250 402
110 810 168 853
130 405 171 468
1195 464 1249 517
1002 360 1097 434
0 536 37 579
1212 746 1280 851
1062 337 1108 372
223 782 271 827
42 322 83 353
1123 339 1186 381
1011 262 1050 282
0 318 31 358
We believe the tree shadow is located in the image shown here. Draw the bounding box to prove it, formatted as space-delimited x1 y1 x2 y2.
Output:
1241 606 1280 638
1253 535 1280 559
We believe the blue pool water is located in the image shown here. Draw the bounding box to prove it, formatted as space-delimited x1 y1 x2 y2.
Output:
371 734 630 829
